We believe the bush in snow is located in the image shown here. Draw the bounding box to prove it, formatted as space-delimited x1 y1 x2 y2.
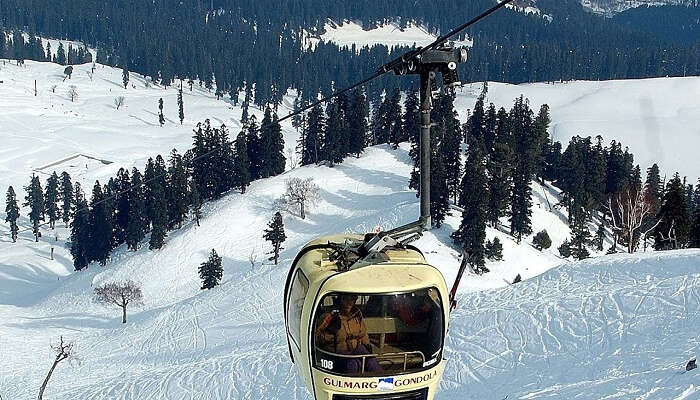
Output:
485 238 504 261
533 230 552 251
114 96 125 110
558 239 572 258
67 85 78 102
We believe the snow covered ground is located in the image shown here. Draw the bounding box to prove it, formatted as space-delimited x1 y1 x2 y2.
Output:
1 60 698 399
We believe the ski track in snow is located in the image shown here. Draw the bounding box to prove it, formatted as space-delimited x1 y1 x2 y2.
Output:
0 59 699 399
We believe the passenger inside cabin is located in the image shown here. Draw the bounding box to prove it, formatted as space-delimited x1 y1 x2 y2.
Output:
315 294 382 374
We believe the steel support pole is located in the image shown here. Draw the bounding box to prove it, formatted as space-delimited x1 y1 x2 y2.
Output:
419 71 433 229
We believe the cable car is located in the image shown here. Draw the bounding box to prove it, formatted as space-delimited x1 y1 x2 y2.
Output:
284 45 473 400
284 230 450 400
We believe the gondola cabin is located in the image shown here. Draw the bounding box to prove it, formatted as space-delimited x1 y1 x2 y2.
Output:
284 234 450 400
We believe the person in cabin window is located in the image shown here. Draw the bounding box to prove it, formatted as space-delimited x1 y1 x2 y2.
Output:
315 294 382 373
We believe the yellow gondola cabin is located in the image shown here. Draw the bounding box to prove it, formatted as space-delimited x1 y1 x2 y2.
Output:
284 234 450 400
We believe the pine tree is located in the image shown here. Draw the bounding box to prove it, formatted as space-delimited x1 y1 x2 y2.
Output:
654 173 690 250
485 238 504 261
246 116 262 179
44 172 61 229
430 127 450 228
259 108 286 176
5 186 20 243
60 172 73 227
404 90 421 191
533 104 551 183
386 88 403 148
300 104 323 165
143 157 157 229
199 249 223 289
167 149 189 228
439 92 462 203
595 221 606 251
532 230 552 251
233 131 251 193
149 181 168 250
453 140 489 274
88 181 113 265
126 168 147 251
24 174 45 242
122 66 129 89
263 212 287 265
569 206 591 260
509 97 535 242
321 96 346 165
189 180 202 227
690 205 700 248
178 85 185 124
158 98 165 126
347 88 368 157
70 183 90 270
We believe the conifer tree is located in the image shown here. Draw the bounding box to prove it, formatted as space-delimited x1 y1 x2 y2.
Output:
347 88 368 157
126 168 147 251
259 108 286 176
122 66 129 89
595 221 606 251
569 206 591 260
386 88 403 148
88 181 113 265
149 182 168 250
189 180 202 227
485 238 504 261
233 131 251 193
44 172 61 229
483 103 498 156
321 97 346 165
24 174 45 242
168 149 189 228
690 204 700 248
178 85 185 125
509 97 535 242
439 92 462 203
70 183 90 270
533 230 552 251
5 186 20 243
533 104 551 183
60 172 73 227
240 101 249 125
300 104 323 166
143 157 157 229
430 131 450 228
158 98 165 126
453 139 489 274
404 90 421 191
654 173 690 250
263 212 287 265
246 116 262 179
199 249 223 289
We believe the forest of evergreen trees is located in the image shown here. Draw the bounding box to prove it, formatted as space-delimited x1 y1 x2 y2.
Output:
5 83 699 272
1 0 699 109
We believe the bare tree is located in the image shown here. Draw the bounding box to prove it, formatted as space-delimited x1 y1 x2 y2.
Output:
249 249 258 271
50 84 57 93
38 336 77 400
93 280 143 323
278 177 320 219
114 96 125 110
286 147 298 170
86 70 94 81
606 188 661 253
67 85 78 102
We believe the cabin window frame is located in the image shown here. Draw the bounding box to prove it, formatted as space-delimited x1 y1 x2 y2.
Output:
287 269 310 351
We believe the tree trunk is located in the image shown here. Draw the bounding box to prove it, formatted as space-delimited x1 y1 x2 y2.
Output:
300 202 306 219
122 305 127 324
38 359 60 400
